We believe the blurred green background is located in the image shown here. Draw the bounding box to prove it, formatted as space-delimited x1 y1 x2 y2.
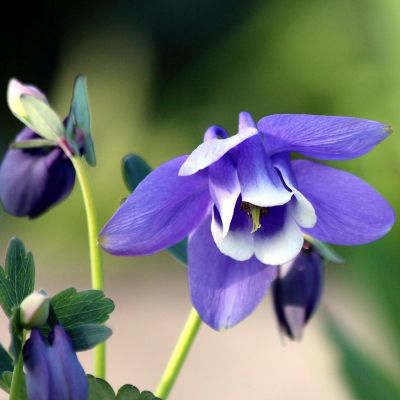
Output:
0 0 399 398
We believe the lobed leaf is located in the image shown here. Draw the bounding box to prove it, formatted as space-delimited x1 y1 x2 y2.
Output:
67 324 112 352
0 238 35 318
50 288 114 329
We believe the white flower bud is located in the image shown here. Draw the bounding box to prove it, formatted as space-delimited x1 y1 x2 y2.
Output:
20 291 50 329
7 78 47 124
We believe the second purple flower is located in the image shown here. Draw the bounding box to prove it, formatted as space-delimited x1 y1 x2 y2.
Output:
100 112 395 330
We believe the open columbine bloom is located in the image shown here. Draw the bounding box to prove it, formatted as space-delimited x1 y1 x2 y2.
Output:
23 325 88 400
100 112 395 330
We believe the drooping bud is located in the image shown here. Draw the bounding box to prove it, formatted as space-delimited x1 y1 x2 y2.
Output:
272 243 324 341
20 291 50 328
7 79 47 125
0 128 76 218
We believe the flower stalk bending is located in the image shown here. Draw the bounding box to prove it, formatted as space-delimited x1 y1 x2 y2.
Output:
69 155 106 378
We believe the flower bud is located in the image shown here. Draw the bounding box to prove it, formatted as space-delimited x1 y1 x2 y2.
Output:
0 128 76 218
20 291 50 328
7 78 47 124
272 243 323 341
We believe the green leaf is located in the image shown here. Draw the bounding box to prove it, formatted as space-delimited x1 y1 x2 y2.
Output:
139 392 161 400
122 154 152 192
326 316 400 400
122 154 188 266
87 376 161 400
50 288 115 329
67 324 112 351
0 238 35 317
168 239 188 265
116 385 141 399
20 95 64 141
10 139 57 149
304 235 343 264
0 344 13 375
88 375 115 400
0 371 28 399
70 75 96 166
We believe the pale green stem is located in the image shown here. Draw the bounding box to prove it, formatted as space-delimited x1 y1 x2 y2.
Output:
69 156 106 379
9 332 26 400
155 308 202 399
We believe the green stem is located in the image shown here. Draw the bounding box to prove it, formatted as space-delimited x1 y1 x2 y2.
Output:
155 308 202 399
9 351 23 400
9 331 26 400
70 156 106 379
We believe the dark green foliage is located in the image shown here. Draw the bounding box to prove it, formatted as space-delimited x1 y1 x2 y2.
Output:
122 154 152 192
87 375 162 400
50 288 114 329
0 238 35 318
0 343 13 375
0 371 28 399
67 324 112 352
327 316 400 400
44 288 114 351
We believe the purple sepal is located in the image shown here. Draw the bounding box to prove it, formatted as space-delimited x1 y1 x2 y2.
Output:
23 326 88 400
0 128 75 218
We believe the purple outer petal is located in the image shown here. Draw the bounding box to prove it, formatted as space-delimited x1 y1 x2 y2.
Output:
272 153 316 228
100 155 211 256
238 111 256 130
203 125 228 141
179 127 258 176
23 330 51 400
235 135 293 207
50 325 88 400
258 114 391 160
293 160 395 245
189 215 277 330
0 128 75 218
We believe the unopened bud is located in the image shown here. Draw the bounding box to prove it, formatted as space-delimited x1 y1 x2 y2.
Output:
20 291 50 328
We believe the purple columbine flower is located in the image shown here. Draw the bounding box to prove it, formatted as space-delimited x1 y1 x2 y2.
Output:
100 112 395 330
272 242 323 341
0 128 75 218
23 325 88 400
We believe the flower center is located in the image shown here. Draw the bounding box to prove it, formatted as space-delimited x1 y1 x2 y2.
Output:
240 202 268 233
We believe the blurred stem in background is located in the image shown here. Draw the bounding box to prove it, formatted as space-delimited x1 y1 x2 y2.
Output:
70 156 106 379
155 308 202 399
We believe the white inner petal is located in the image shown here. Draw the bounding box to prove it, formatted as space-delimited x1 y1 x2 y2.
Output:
210 208 254 262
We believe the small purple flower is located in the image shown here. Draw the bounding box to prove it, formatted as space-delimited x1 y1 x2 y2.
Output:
272 242 323 341
100 112 395 330
23 325 88 400
0 128 75 218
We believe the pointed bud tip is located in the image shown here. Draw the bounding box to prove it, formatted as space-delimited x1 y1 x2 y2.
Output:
7 78 47 122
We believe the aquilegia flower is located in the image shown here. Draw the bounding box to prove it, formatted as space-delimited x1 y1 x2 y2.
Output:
0 127 75 218
23 325 88 400
272 242 323 340
100 112 395 330
0 77 95 218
